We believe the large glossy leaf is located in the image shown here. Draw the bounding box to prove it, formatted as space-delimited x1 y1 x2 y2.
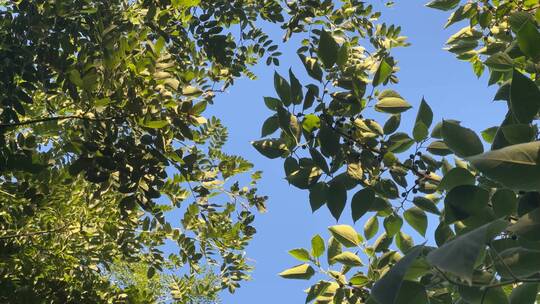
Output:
384 214 403 237
426 219 508 284
251 138 289 159
309 182 328 212
413 98 433 142
395 281 429 304
404 207 427 236
351 188 375 222
317 30 339 68
288 248 311 262
274 71 291 105
507 207 540 241
318 122 340 157
333 251 363 267
510 12 540 61
412 196 440 215
279 264 315 280
467 141 540 191
371 246 424 304
364 215 379 240
328 225 362 248
438 167 475 191
311 235 325 258
441 120 484 157
426 0 460 11
492 189 518 218
495 247 540 278
326 181 347 221
327 237 342 265
509 283 538 304
375 90 412 114
510 69 540 123
299 54 323 82
287 166 322 189
444 185 489 223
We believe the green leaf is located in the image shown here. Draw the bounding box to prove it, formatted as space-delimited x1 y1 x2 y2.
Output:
142 120 169 129
364 216 379 240
492 189 518 218
346 163 363 180
438 167 475 191
387 132 415 153
444 185 489 223
289 248 311 262
501 124 536 144
510 12 540 60
412 196 441 215
510 69 540 123
311 235 325 258
396 231 414 253
279 264 315 280
495 247 540 279
371 246 424 304
182 85 202 96
261 115 279 137
375 90 412 114
264 97 281 110
328 225 362 248
435 222 455 246
326 181 347 221
426 219 508 284
334 251 364 267
337 43 349 69
305 281 331 303
274 71 291 106
303 114 321 133
404 207 427 236
485 52 514 71
509 283 538 304
441 120 484 157
459 285 509 304
427 141 453 156
332 251 363 267
481 126 499 144
426 0 460 11
318 122 340 157
395 281 429 304
317 30 339 68
383 214 403 237
299 54 323 82
310 148 329 174
309 182 328 212
373 59 393 86
507 207 540 241
467 141 540 191
251 139 289 159
287 166 322 189
413 98 433 142
327 237 342 265
289 69 303 105
384 115 401 135
352 188 375 222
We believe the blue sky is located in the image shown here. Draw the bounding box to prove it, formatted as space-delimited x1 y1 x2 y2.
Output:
205 1 508 302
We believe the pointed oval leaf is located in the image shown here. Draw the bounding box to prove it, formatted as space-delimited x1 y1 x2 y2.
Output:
441 120 484 157
328 225 362 248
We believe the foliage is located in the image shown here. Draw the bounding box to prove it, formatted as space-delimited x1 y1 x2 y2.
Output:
252 0 540 303
0 0 286 301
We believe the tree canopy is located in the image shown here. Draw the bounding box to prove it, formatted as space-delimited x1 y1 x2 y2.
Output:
1 0 540 303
